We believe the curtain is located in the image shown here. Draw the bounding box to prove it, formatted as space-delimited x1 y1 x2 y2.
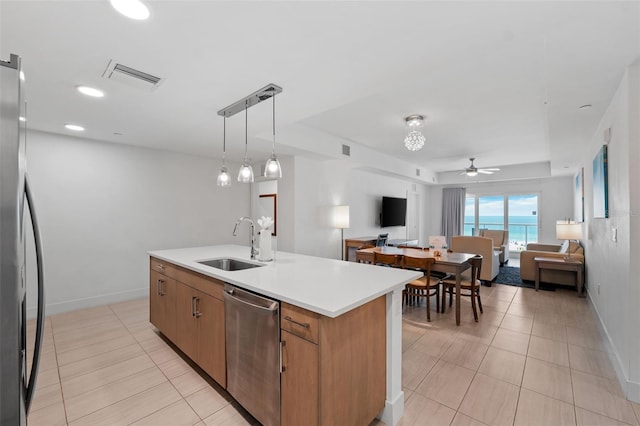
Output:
441 187 466 247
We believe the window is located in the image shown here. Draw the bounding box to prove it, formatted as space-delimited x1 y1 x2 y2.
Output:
464 193 539 255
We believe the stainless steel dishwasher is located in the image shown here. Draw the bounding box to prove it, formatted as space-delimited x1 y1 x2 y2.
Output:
224 284 280 426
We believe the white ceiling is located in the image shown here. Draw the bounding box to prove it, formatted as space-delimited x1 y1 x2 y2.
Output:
2 1 639 180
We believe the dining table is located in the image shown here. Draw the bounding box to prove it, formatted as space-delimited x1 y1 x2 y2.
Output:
355 246 477 326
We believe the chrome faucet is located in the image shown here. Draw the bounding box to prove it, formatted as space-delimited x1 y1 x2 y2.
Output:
233 217 258 260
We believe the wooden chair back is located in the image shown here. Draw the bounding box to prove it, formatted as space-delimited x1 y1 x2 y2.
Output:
401 255 435 274
374 252 400 267
469 255 483 286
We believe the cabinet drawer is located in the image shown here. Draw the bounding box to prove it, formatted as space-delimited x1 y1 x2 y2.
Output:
281 303 319 344
150 257 174 276
173 267 224 301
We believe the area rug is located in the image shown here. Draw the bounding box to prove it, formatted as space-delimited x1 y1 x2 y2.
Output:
493 266 556 291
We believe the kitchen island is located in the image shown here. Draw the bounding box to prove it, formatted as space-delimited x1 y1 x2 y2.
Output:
148 244 420 426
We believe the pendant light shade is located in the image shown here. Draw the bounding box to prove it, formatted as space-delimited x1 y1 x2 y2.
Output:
264 153 282 179
217 117 231 187
217 165 231 186
238 102 254 183
264 91 282 179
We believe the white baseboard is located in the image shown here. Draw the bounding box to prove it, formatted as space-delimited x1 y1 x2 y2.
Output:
587 290 640 403
378 391 404 426
26 287 148 320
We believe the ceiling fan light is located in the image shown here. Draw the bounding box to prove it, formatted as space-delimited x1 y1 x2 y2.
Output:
264 153 282 179
466 171 478 177
404 131 425 151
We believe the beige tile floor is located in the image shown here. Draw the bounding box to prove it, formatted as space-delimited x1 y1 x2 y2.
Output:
26 284 640 426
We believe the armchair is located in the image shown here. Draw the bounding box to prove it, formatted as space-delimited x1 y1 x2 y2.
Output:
451 236 499 284
520 241 584 285
478 229 510 266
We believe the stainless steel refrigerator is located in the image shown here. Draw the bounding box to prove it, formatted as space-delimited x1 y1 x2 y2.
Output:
1 53 46 425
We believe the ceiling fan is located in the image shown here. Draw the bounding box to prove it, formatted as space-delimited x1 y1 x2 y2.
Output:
461 158 500 177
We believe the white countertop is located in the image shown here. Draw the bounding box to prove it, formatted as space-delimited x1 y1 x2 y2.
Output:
148 244 422 318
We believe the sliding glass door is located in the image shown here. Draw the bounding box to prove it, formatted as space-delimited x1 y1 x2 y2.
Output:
464 193 539 256
507 194 538 252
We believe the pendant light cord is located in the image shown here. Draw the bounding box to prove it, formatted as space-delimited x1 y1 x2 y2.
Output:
244 101 248 159
222 116 226 164
272 93 276 153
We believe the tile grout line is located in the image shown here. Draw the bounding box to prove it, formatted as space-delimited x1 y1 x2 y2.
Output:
48 316 70 426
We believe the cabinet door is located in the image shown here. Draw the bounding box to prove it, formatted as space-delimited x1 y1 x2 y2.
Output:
195 291 226 387
175 282 198 361
281 330 318 426
149 270 176 340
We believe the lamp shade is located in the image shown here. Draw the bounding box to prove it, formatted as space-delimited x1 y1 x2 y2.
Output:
334 205 350 229
556 221 582 240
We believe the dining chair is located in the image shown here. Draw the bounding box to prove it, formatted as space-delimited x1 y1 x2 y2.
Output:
441 255 483 321
373 251 400 267
401 255 438 321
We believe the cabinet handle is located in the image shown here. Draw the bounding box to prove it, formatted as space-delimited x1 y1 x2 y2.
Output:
157 279 166 296
284 316 310 329
156 263 165 270
193 297 202 318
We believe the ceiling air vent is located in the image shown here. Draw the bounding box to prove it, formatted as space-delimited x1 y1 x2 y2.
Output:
102 60 164 91
342 144 351 156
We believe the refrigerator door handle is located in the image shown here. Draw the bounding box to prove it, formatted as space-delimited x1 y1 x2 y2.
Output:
24 175 45 412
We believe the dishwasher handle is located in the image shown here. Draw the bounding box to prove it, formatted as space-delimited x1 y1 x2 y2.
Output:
224 287 279 313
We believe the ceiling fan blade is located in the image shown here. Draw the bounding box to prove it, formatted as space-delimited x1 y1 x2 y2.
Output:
478 170 494 174
483 168 500 171
459 171 467 175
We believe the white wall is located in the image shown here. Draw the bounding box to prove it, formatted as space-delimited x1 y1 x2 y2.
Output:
25 131 250 317
578 61 639 402
426 177 575 246
276 156 430 260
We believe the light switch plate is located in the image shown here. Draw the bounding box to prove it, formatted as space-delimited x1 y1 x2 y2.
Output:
612 227 617 242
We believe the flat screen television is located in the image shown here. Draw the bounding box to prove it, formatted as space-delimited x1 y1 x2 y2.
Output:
381 196 407 227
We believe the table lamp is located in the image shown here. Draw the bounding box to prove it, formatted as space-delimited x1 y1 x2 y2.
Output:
334 205 350 260
556 220 582 260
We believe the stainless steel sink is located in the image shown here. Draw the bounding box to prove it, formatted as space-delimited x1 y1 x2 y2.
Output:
197 258 264 271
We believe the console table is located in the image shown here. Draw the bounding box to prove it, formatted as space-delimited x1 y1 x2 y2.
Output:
343 237 378 261
534 257 584 297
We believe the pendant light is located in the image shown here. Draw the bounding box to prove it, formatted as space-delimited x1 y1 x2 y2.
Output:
264 90 282 179
238 101 254 183
216 116 231 187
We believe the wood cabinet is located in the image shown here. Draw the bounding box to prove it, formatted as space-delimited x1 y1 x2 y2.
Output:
149 258 226 387
149 264 177 342
280 296 386 426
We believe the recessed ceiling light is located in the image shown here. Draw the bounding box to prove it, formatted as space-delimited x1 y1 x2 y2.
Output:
110 0 150 20
64 124 85 132
578 104 592 110
77 86 105 98
19 116 26 122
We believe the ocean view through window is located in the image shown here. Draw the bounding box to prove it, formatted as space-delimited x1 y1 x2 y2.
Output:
464 194 539 254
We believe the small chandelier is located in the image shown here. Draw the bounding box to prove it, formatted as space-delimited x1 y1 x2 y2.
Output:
404 115 426 151
216 116 231 187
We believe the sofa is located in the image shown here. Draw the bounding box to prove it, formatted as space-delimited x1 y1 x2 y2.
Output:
478 229 510 266
519 241 584 285
451 236 500 284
